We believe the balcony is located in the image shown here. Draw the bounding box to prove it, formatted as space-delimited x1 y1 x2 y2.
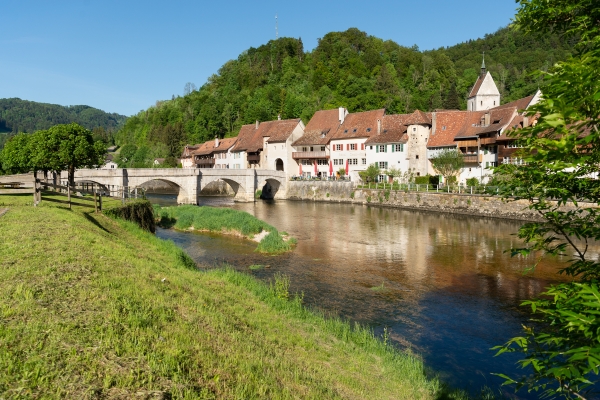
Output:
247 154 261 162
462 154 479 163
292 151 329 160
456 139 478 147
480 137 496 145
195 158 215 166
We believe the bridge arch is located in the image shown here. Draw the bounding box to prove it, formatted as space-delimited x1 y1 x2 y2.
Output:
259 177 284 200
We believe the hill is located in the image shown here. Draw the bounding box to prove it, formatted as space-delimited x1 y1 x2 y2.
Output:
114 26 574 165
0 98 127 145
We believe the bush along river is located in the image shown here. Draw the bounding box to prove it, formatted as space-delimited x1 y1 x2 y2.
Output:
148 193 573 399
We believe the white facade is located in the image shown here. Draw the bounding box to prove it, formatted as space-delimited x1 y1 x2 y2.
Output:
293 144 331 177
467 72 501 111
365 143 408 181
264 122 305 176
230 151 246 169
100 161 118 170
214 150 232 169
329 138 368 181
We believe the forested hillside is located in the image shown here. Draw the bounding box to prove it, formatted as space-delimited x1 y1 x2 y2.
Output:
0 98 127 147
114 26 573 166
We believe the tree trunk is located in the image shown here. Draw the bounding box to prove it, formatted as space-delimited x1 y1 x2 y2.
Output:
69 165 75 190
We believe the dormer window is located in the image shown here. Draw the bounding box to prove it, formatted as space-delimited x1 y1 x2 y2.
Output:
366 128 371 132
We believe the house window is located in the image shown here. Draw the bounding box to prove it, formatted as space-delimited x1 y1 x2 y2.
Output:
317 159 328 165
333 159 344 166
310 146 314 151
378 162 388 169
302 147 308 151
416 155 419 159
335 144 343 151
349 159 358 165
350 143 357 150
413 127 416 132
370 146 373 150
362 158 366 165
394 144 404 152
378 145 386 152
321 146 325 151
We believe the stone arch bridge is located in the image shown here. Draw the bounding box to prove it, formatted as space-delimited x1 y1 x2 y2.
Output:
65 168 287 203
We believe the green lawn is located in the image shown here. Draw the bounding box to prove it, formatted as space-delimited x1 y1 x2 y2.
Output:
0 194 470 399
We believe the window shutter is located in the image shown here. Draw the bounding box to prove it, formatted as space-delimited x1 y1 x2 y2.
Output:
385 145 388 153
361 143 364 150
391 145 395 153
376 146 379 153
346 144 349 151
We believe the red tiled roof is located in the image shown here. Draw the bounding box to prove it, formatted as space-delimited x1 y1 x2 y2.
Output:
492 94 535 113
331 109 385 140
292 109 342 146
365 114 409 144
212 137 238 153
181 144 201 158
261 118 302 143
454 107 517 139
231 119 302 152
231 124 259 152
404 109 431 126
427 111 470 148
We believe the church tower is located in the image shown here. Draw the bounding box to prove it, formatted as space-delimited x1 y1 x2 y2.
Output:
466 53 501 111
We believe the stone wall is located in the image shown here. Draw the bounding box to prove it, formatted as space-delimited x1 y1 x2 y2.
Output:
286 181 572 221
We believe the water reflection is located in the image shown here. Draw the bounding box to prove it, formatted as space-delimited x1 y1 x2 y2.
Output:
149 194 574 398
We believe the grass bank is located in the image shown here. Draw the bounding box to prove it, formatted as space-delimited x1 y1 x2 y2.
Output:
0 193 479 399
154 204 296 254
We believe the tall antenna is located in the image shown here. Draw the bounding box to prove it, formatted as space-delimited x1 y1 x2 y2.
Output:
275 13 278 39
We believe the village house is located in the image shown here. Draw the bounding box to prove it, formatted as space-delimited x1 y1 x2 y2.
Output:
291 108 346 178
467 57 501 111
229 118 304 172
329 109 385 181
364 113 409 181
212 137 238 169
180 144 201 168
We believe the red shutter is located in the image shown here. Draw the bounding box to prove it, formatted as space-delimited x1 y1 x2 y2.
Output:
361 143 365 150
332 144 334 152
346 144 349 151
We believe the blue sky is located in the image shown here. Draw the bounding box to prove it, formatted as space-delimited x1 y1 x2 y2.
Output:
2 1 518 116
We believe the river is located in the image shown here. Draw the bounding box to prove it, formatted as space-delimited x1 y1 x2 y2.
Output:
149 193 570 398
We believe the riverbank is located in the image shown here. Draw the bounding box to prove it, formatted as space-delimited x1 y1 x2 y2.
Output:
0 194 465 399
286 181 551 221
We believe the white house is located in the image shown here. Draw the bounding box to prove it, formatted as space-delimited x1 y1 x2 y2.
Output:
262 118 305 174
329 109 385 181
365 114 409 181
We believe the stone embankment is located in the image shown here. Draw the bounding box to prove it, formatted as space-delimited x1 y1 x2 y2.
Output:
286 181 577 221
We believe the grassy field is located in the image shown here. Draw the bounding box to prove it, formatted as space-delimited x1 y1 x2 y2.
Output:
155 204 296 254
0 194 477 399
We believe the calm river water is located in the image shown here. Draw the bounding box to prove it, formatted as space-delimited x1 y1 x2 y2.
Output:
149 193 571 398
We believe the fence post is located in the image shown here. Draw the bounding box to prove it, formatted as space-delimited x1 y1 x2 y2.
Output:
68 185 71 209
94 191 98 213
99 193 103 212
471 186 473 195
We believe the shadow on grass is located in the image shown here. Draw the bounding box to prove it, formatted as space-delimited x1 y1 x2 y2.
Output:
83 212 111 234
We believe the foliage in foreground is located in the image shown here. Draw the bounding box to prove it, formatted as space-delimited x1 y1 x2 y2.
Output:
0 195 457 398
154 204 295 254
493 0 600 398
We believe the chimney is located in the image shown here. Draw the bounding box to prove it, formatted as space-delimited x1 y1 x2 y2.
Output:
215 136 219 148
377 119 381 135
338 107 346 124
277 114 281 121
484 112 490 126
255 120 259 129
523 116 529 127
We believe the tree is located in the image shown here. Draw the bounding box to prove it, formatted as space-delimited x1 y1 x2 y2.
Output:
493 1 600 398
359 163 380 183
46 123 105 187
384 166 402 183
429 149 463 184
1 132 32 174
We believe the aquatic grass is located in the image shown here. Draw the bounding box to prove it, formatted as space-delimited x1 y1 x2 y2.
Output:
0 194 478 399
255 230 294 254
156 205 295 254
